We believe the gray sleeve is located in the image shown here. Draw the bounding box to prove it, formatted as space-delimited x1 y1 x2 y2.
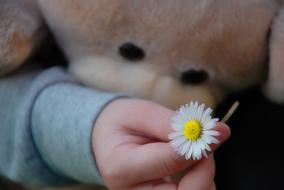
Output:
0 66 124 186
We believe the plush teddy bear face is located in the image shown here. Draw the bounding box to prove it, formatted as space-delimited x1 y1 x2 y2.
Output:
38 0 278 108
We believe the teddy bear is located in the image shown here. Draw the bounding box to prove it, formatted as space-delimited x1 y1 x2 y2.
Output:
2 0 284 109
0 0 44 76
1 0 284 189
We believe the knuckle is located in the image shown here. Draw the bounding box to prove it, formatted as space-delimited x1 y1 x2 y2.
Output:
163 153 184 175
102 167 120 182
100 159 127 187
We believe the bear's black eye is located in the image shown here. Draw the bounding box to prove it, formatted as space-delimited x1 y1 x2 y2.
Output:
181 69 209 85
119 42 145 61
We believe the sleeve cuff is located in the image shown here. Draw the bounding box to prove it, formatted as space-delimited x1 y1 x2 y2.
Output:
31 82 125 184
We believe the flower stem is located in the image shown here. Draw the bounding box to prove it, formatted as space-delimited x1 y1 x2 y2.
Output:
221 101 240 123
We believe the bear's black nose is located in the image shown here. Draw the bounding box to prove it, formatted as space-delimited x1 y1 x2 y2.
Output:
181 69 209 85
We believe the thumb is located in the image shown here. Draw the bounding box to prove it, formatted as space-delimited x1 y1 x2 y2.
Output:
178 155 216 190
125 123 230 184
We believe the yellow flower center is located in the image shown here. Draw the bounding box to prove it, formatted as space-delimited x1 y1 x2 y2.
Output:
184 120 203 141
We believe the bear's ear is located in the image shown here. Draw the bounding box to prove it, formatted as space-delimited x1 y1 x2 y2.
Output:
263 8 284 103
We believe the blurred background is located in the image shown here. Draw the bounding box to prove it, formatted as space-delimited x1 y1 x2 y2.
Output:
215 88 284 190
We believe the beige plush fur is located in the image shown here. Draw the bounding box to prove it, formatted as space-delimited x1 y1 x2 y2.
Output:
0 0 43 75
1 0 284 189
36 0 283 107
264 7 284 102
1 0 284 106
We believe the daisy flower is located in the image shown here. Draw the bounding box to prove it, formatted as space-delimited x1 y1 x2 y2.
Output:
169 101 220 160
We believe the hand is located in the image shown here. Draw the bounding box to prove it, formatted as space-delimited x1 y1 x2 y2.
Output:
92 99 230 190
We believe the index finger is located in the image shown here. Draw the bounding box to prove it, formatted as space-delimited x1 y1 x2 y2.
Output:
121 100 175 141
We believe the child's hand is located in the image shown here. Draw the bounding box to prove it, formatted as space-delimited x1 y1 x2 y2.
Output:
92 99 230 190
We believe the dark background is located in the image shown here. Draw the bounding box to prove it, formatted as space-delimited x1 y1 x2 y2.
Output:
215 88 284 190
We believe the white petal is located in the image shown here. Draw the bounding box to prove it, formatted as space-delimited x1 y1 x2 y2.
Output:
171 122 183 131
202 149 208 158
191 102 199 119
168 132 183 140
193 145 201 160
186 112 194 121
202 107 213 121
192 148 197 160
171 137 187 149
202 134 213 145
180 105 191 119
192 143 201 160
186 145 194 160
193 102 198 110
214 118 219 122
196 104 205 120
197 139 205 150
196 145 202 159
171 118 187 131
211 137 220 144
180 141 191 156
172 117 188 131
203 119 218 130
202 118 212 129
206 135 220 144
199 139 211 152
181 104 189 112
172 125 182 132
198 154 202 160
201 139 211 151
203 130 220 137
191 142 197 157
198 135 211 151
171 115 184 125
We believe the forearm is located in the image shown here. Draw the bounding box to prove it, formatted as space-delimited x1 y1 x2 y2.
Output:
0 65 124 186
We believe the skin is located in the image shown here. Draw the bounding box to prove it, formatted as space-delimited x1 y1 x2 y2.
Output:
92 98 231 190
